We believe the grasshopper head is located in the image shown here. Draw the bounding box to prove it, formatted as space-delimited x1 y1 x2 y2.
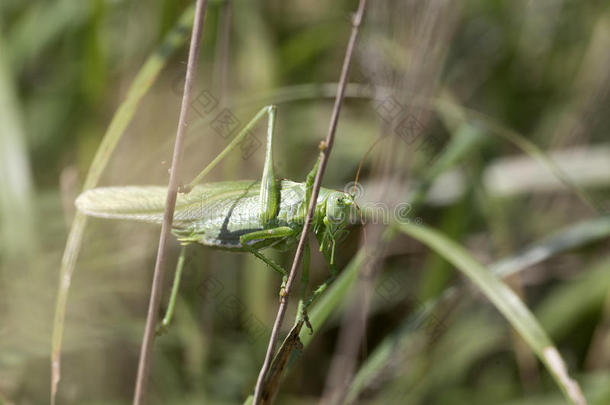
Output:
325 191 356 227
318 191 358 265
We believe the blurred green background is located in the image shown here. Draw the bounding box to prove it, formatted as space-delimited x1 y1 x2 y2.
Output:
1 0 609 404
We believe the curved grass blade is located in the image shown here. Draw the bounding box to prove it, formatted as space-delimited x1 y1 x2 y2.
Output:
396 221 587 405
346 298 437 403
536 256 610 340
0 32 38 261
348 215 610 402
50 6 195 403
491 216 610 278
7 1 91 72
299 250 367 348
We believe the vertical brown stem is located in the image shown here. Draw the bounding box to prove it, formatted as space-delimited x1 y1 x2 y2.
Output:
214 0 232 108
252 1 368 403
132 1 209 404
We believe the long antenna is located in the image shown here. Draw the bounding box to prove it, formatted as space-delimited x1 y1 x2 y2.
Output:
352 135 384 196
350 135 385 257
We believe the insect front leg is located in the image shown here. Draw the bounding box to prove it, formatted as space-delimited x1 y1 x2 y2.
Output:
156 246 187 336
303 231 341 310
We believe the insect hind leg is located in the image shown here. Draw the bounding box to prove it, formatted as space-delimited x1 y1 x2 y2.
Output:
186 105 278 191
240 226 295 296
156 246 188 336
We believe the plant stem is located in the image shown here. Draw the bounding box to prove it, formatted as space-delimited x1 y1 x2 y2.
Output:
50 6 196 405
213 0 232 108
132 1 209 404
252 1 368 403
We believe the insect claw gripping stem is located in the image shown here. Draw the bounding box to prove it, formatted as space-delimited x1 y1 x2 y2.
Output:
155 321 170 336
301 303 314 334
177 183 192 194
280 276 288 298
303 310 313 334
296 304 314 335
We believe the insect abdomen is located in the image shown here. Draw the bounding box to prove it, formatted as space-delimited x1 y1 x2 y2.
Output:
173 180 330 249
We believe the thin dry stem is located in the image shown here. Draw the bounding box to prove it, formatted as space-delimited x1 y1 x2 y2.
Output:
213 0 232 107
252 1 368 403
132 1 209 404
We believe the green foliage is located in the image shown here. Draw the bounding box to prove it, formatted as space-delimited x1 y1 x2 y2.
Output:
1 1 609 404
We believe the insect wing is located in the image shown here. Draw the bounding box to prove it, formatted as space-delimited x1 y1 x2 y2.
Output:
75 181 261 226
75 186 171 224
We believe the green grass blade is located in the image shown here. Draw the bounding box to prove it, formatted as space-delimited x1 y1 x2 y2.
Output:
492 216 610 278
299 250 367 348
0 32 38 261
6 0 91 72
536 256 610 340
348 215 610 401
345 299 437 403
396 222 587 405
50 6 195 404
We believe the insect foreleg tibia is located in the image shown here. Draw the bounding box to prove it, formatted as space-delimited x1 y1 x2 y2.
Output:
156 246 187 336
185 105 277 191
303 235 339 310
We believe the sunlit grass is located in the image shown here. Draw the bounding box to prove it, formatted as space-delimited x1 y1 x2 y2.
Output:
1 1 609 404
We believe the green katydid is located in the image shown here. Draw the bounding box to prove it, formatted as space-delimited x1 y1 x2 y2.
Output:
75 105 359 334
